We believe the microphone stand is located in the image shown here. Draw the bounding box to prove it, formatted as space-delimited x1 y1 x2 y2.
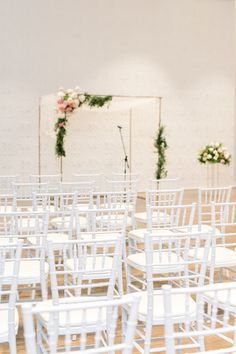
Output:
117 126 130 182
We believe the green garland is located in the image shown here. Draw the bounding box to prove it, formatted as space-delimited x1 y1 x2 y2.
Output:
55 94 112 158
154 125 168 179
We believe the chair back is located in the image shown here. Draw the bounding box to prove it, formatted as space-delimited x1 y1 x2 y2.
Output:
198 186 232 227
163 282 236 354
147 203 196 230
47 236 123 302
22 293 140 354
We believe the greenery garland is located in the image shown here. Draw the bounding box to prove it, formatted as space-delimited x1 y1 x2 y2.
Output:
55 88 112 158
154 125 168 179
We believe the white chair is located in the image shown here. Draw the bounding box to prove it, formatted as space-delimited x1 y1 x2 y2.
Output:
47 235 124 301
0 211 49 302
193 186 232 234
73 173 103 190
127 229 212 293
189 201 236 282
148 177 181 190
106 178 139 198
22 293 140 354
129 203 196 254
127 229 213 353
0 242 22 354
60 181 95 211
94 190 136 229
30 174 61 192
163 282 236 354
33 191 77 213
0 175 18 193
134 188 184 225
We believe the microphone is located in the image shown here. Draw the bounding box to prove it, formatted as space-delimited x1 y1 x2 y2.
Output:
117 125 122 129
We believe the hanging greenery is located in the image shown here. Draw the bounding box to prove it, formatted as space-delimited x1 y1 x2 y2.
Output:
154 125 168 179
55 87 112 158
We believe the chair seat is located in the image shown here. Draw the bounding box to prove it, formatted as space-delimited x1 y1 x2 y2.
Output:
50 216 87 230
127 251 185 272
4 260 49 283
35 298 106 329
67 204 94 212
188 247 236 268
65 256 113 279
129 228 178 241
190 224 220 234
28 232 69 244
27 205 57 213
204 282 236 306
81 232 121 242
0 304 19 338
137 290 196 323
134 211 170 224
96 215 132 228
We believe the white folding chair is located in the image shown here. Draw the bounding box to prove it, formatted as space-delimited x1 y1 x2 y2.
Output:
163 282 236 354
134 188 184 225
30 174 61 192
0 242 22 354
129 203 196 254
22 293 140 354
127 229 213 353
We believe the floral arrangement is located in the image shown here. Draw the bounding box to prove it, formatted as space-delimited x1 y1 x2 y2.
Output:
198 142 231 165
154 125 168 179
55 86 112 157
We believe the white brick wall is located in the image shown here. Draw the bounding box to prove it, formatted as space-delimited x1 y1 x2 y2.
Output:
0 0 234 187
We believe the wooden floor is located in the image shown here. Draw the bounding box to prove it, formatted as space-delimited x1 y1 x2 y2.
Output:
1 189 236 354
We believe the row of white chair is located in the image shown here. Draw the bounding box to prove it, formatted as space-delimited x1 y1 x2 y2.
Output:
1 190 236 353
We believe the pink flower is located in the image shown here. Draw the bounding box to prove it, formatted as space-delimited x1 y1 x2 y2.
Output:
220 159 225 164
59 122 65 128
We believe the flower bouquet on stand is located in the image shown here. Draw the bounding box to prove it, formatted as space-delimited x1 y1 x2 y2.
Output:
198 142 231 187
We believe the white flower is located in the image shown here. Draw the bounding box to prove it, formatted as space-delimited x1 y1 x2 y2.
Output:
207 154 212 159
209 148 213 152
67 97 73 102
213 156 218 160
57 91 64 98
79 94 86 103
67 89 73 94
74 99 79 107
224 153 230 159
215 142 220 147
71 92 77 99
218 148 222 153
75 86 82 93
203 157 207 161
213 150 218 154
